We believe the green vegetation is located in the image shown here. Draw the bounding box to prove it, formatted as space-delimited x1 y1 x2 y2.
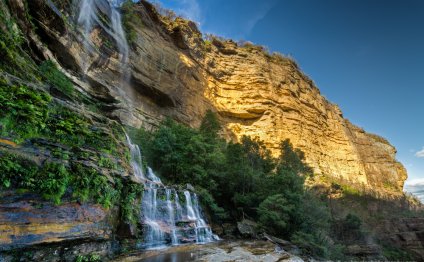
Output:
344 213 362 230
134 110 344 260
203 40 212 51
382 244 414 261
0 152 121 208
121 183 144 224
0 80 141 217
75 254 101 262
0 84 51 143
0 83 118 153
39 60 73 97
121 0 141 46
0 2 37 79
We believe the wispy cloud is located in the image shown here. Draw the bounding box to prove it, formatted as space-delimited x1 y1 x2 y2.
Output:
243 1 277 37
415 147 424 158
178 0 202 24
405 178 424 186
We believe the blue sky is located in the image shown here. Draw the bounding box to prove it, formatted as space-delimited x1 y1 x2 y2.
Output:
151 0 424 185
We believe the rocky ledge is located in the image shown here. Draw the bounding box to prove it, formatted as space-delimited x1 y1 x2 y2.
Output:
0 191 116 251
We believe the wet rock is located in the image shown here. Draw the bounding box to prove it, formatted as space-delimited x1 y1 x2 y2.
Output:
237 219 258 238
112 240 304 262
262 233 293 247
186 184 195 192
345 244 385 261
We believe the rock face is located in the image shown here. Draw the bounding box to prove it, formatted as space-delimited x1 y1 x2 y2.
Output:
20 0 406 195
203 43 407 194
378 218 424 259
0 191 116 251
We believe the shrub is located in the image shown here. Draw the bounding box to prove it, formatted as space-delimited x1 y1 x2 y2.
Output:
121 0 141 45
344 213 361 230
121 182 144 223
75 253 102 262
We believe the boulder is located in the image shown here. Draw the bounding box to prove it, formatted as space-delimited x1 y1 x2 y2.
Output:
237 219 258 238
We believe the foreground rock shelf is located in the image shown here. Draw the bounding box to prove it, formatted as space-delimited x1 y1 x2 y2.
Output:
113 240 303 262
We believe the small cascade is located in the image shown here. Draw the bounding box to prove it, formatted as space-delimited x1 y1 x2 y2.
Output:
125 134 146 181
166 189 178 245
175 191 183 221
184 190 197 220
146 167 162 184
192 193 217 243
184 191 219 243
125 135 218 249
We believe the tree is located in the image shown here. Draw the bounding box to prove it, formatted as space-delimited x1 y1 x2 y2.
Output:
258 194 295 236
279 139 312 175
200 109 221 139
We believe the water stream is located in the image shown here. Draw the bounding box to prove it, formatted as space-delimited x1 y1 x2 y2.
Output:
126 136 218 249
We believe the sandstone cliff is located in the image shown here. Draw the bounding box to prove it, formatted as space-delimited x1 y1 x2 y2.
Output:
22 0 406 195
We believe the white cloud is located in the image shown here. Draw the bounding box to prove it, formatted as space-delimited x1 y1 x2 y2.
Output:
415 147 424 158
242 1 278 37
405 178 424 186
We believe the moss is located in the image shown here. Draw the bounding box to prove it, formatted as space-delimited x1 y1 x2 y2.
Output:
0 83 121 158
71 163 121 208
0 2 38 79
39 162 70 205
341 184 362 196
98 156 117 169
0 81 130 208
39 60 74 97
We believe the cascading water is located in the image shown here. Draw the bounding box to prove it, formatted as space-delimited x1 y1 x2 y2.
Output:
126 136 218 249
76 0 129 73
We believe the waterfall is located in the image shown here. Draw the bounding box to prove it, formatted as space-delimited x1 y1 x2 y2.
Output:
110 7 129 65
76 0 129 74
125 135 218 249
